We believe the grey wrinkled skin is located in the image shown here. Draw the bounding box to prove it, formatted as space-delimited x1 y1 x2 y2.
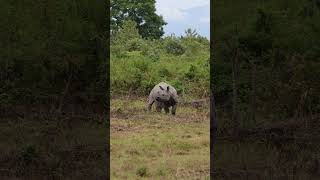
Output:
146 82 178 115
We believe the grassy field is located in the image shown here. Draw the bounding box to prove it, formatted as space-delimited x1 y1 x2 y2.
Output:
110 97 210 179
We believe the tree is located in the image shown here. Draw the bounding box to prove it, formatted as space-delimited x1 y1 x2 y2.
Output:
111 19 142 50
111 0 167 39
163 36 185 56
238 8 273 122
0 0 106 112
210 33 217 177
184 28 198 38
220 25 242 134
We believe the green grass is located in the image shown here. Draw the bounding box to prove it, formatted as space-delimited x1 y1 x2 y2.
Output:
110 98 210 179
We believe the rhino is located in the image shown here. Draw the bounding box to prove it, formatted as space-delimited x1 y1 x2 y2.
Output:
146 82 178 115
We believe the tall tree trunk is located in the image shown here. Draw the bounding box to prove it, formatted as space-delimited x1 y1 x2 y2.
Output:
250 62 257 123
232 48 240 132
210 92 217 177
57 61 73 115
210 34 216 177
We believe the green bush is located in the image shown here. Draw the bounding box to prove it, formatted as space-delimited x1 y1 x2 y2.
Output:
158 66 171 78
164 37 185 56
127 38 145 51
111 28 210 98
168 79 184 95
141 41 161 62
185 64 198 80
182 40 204 58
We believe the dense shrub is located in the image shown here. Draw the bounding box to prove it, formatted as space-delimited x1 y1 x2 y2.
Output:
0 0 106 109
127 38 145 51
141 40 161 62
163 37 185 56
110 22 210 98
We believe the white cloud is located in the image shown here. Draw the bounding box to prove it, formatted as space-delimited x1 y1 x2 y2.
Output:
199 17 210 23
156 0 209 21
157 7 187 21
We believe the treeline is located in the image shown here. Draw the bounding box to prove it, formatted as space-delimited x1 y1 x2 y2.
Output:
213 0 320 128
110 0 209 99
110 19 210 98
0 0 107 116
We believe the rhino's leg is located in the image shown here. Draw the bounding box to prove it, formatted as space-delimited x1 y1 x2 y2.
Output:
146 97 154 111
171 104 177 115
155 102 163 113
156 105 162 112
164 105 169 114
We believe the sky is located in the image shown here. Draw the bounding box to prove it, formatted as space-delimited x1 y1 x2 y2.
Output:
155 0 210 39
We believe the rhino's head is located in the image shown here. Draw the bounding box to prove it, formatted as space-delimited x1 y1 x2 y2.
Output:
156 85 170 102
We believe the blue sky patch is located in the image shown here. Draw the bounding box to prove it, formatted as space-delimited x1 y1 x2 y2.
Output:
156 0 210 39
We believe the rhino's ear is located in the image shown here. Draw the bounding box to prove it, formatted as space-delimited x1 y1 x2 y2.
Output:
159 86 164 90
167 86 170 91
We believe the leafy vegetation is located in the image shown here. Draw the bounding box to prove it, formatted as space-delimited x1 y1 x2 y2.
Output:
213 0 320 127
0 1 107 179
111 19 210 99
0 0 107 114
111 0 167 39
213 0 320 179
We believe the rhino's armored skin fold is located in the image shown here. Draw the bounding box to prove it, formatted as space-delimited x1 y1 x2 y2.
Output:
146 82 178 115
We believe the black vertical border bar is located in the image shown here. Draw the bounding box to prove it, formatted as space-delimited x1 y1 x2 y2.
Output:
210 0 217 179
105 0 111 179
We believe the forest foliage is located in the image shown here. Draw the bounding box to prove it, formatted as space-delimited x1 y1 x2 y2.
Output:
0 0 107 114
111 0 166 39
2 0 318 122
213 0 320 127
111 0 320 124
110 19 210 99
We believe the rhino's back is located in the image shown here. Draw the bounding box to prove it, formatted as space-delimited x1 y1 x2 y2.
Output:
157 82 176 91
156 82 170 88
